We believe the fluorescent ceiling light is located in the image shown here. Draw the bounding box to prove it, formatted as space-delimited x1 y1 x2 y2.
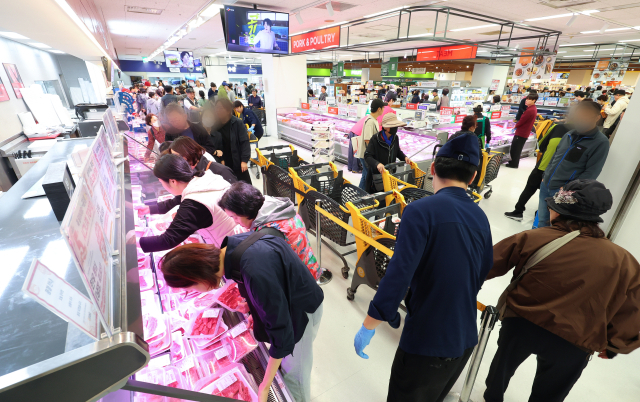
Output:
296 13 304 24
583 48 617 51
326 2 334 16
29 42 51 48
619 39 640 42
566 14 578 27
0 31 29 39
200 4 223 18
364 6 406 18
558 43 595 47
562 55 594 58
450 24 497 32
557 51 566 53
50 50 65 54
580 27 631 34
368 12 400 22
320 21 347 29
290 30 310 36
525 10 598 22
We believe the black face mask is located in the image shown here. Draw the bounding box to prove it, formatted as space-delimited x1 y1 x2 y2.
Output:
388 127 398 136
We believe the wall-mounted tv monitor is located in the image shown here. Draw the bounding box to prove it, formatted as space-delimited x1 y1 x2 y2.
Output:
164 50 194 68
223 6 289 54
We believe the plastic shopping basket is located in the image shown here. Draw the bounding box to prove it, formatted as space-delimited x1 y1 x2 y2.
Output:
470 150 504 199
380 163 434 206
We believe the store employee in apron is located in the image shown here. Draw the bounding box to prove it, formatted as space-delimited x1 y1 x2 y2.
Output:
354 135 494 402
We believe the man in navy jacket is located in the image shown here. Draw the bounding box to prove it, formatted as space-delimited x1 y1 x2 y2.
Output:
354 135 493 402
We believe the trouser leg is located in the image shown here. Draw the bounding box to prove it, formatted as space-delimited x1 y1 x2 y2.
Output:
484 318 536 402
281 303 323 402
387 346 474 402
514 168 545 212
537 185 559 228
358 158 368 190
507 136 527 167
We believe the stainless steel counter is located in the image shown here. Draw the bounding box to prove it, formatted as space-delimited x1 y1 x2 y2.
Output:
0 138 94 377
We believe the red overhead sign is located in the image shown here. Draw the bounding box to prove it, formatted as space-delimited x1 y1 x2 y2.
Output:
291 26 341 53
417 45 478 61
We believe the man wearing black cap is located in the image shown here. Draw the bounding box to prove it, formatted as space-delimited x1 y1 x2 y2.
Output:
354 135 493 402
485 179 640 402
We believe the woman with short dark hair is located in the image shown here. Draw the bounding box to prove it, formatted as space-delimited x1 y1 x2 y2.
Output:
484 179 640 402
218 181 321 280
136 154 245 252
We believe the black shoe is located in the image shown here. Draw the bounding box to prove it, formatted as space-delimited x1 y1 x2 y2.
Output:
504 211 523 221
504 163 518 169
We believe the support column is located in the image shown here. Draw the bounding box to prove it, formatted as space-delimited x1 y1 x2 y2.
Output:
470 64 509 94
204 58 229 88
261 54 308 137
566 70 591 87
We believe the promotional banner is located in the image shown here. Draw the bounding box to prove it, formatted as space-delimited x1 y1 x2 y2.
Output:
490 79 501 91
417 45 477 61
591 58 628 82
291 26 340 53
116 91 135 114
331 61 344 77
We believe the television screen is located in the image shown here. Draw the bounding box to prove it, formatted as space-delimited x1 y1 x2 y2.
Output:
224 6 289 54
164 50 194 68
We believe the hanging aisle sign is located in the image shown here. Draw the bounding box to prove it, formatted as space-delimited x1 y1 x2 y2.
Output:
291 26 341 53
417 45 478 61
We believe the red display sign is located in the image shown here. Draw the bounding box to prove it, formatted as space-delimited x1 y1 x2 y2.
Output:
417 45 478 61
328 107 338 115
454 114 467 123
291 26 341 53
440 107 454 116
301 103 310 110
491 111 502 119
406 103 418 110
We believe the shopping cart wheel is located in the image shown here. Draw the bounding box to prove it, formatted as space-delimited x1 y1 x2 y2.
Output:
341 267 349 279
346 287 355 301
255 171 261 179
484 190 492 199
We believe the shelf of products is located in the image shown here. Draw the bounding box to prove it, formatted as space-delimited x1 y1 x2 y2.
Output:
125 133 294 402
449 87 488 107
276 110 439 164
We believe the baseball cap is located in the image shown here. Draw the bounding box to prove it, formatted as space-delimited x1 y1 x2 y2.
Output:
614 89 626 96
380 113 407 128
436 135 480 166
473 102 484 110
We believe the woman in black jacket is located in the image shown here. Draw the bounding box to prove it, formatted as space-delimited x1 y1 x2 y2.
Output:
364 113 412 193
212 99 252 184
410 90 421 104
472 103 491 148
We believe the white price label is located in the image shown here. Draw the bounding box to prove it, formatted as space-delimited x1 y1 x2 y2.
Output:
165 369 176 384
149 354 171 369
216 373 237 392
203 309 220 318
230 322 247 338
215 347 229 360
180 356 195 372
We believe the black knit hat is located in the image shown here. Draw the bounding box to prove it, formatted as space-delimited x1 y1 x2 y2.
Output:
546 179 613 223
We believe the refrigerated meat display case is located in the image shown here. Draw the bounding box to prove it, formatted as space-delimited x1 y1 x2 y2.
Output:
276 109 440 167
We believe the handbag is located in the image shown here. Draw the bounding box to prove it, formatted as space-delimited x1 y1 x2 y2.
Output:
371 173 385 192
496 230 580 320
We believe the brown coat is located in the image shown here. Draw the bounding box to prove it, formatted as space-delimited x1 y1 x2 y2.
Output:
488 225 640 354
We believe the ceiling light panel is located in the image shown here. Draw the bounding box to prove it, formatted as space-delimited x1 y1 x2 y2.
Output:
450 24 498 32
125 6 163 15
0 31 29 39
29 42 51 48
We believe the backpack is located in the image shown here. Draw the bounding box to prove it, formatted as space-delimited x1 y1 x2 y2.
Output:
227 227 286 342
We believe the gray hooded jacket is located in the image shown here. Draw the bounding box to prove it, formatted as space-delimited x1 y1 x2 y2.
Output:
250 196 297 230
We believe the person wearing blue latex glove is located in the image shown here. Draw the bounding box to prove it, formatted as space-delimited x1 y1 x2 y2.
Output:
354 324 375 359
357 135 494 402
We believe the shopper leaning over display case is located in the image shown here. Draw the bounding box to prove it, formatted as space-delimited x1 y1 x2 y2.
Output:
212 99 252 184
484 180 640 402
169 137 237 184
159 233 324 402
135 154 245 252
218 181 321 280
355 135 493 402
537 101 610 228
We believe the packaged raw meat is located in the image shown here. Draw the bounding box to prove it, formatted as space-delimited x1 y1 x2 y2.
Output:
144 315 171 357
160 294 178 313
139 269 155 292
170 331 192 363
195 340 234 377
213 281 249 313
163 366 188 402
168 311 189 334
194 364 258 402
173 355 201 390
186 308 224 339
183 234 204 244
191 322 228 349
192 291 218 310
138 255 151 270
222 322 258 362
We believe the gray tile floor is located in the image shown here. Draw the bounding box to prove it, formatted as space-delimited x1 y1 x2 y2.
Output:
252 134 639 402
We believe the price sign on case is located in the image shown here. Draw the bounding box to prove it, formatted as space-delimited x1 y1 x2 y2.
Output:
440 107 454 116
491 111 502 119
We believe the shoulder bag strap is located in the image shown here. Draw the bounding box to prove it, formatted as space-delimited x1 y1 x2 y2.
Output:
496 230 580 319
206 160 212 171
228 227 285 283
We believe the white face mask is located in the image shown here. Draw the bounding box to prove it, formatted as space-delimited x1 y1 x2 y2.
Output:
152 121 160 128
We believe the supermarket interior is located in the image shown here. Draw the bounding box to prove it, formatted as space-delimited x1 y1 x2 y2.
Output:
1 1 640 402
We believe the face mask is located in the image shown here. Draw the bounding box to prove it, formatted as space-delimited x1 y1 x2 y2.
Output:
389 127 398 135
152 121 160 128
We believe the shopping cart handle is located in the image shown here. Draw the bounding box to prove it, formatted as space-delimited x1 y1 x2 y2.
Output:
384 161 407 169
291 163 330 173
259 145 290 151
476 301 486 312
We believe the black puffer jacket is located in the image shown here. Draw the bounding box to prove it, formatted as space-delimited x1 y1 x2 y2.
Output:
364 130 408 193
